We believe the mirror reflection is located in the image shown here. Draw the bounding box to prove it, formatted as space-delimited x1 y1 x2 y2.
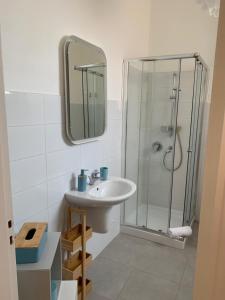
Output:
64 36 107 143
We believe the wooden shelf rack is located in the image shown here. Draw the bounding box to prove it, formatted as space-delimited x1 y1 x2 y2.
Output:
62 207 93 300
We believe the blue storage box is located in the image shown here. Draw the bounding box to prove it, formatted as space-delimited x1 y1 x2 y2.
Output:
16 222 48 264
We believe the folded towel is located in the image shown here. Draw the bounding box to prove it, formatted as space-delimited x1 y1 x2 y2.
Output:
168 226 192 238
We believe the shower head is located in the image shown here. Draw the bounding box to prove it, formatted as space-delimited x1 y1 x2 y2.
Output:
169 72 181 101
169 89 177 100
169 72 178 101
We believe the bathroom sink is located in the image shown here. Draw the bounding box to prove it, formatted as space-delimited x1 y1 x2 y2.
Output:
65 177 136 207
65 177 136 233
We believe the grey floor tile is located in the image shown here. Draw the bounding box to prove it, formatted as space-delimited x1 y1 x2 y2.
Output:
176 264 195 300
99 233 147 265
176 285 193 300
87 291 112 300
118 269 178 300
184 245 197 270
87 256 132 300
87 228 198 300
176 223 198 300
183 263 195 287
130 241 187 283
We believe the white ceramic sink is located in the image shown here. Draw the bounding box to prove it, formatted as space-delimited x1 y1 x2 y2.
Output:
66 177 136 207
65 177 136 233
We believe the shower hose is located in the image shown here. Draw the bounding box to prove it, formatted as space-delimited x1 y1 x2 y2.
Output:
163 129 183 171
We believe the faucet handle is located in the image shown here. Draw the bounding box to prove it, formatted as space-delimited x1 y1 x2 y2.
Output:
92 169 100 178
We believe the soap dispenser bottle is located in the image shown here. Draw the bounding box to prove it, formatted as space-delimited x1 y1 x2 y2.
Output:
78 169 88 192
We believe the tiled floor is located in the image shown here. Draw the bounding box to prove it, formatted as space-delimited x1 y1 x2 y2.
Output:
87 223 198 300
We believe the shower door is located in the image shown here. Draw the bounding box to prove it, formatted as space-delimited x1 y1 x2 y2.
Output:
183 62 207 225
123 59 181 233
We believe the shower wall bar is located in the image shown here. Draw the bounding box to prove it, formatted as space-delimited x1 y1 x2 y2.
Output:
168 59 182 230
125 53 208 69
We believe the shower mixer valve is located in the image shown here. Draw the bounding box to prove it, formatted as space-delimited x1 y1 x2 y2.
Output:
165 145 173 153
152 141 163 153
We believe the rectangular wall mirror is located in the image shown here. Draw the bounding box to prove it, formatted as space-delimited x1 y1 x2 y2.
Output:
64 36 107 144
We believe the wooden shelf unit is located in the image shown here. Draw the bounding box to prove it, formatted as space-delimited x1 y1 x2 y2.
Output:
61 224 92 252
63 251 92 280
62 207 92 300
78 278 92 300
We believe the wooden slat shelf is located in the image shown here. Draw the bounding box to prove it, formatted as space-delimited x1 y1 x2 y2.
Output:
61 224 92 252
63 251 92 280
62 207 93 299
78 278 92 300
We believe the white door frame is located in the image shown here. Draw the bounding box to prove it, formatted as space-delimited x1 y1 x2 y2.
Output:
0 30 18 299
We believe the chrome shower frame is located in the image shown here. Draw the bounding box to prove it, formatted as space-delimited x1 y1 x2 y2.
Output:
121 53 208 245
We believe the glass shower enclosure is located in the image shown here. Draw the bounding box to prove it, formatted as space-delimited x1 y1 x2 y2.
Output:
122 53 208 236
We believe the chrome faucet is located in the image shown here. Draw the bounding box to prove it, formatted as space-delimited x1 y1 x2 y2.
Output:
88 169 100 185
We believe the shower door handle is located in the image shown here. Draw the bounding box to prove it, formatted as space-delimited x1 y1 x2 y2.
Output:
187 149 192 153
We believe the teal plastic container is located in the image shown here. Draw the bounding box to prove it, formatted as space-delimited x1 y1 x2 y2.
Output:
78 169 88 192
100 167 108 181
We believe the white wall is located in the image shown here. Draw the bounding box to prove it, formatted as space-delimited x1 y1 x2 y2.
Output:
0 0 151 99
0 0 152 256
149 0 218 85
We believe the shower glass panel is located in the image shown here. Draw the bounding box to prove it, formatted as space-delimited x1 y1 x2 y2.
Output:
124 59 181 233
124 60 146 226
123 54 207 237
183 62 207 225
170 58 196 229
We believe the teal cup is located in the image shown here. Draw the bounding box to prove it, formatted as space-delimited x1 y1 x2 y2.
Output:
100 167 108 181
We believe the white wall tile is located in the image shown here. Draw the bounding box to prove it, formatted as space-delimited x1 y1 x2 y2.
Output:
46 147 82 178
44 94 62 124
8 126 45 160
6 91 122 258
48 201 66 232
45 124 68 152
13 183 47 224
15 209 49 233
46 150 71 179
107 100 122 120
108 119 122 159
47 173 71 206
6 92 44 126
108 156 122 177
80 141 104 171
67 147 82 172
10 155 46 193
101 129 111 162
